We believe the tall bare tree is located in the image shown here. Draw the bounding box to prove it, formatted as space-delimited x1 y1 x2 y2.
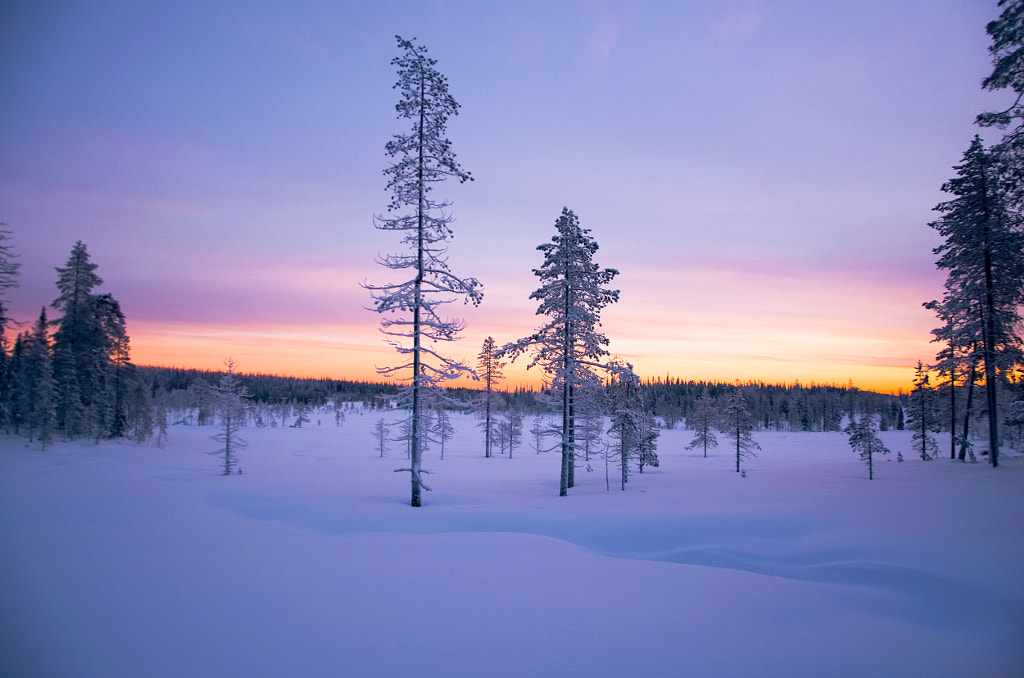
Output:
363 36 482 506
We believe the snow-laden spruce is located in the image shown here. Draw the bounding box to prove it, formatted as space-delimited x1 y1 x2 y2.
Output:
844 414 890 480
499 207 623 496
721 388 759 473
474 337 505 458
363 36 481 507
686 387 719 458
907 361 940 462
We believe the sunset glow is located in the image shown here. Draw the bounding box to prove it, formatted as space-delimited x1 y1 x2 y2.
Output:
1 1 1008 395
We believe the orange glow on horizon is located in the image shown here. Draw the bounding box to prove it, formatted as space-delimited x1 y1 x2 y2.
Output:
128 320 921 394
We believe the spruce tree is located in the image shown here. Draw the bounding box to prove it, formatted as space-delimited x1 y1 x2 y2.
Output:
51 241 102 437
500 207 621 496
908 361 940 461
210 359 248 475
475 336 505 458
19 308 57 449
722 389 759 473
978 0 1024 143
686 387 719 458
374 418 391 458
845 414 890 480
363 36 481 507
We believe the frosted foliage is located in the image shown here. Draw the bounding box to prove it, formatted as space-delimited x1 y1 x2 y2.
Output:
500 207 622 496
362 36 480 506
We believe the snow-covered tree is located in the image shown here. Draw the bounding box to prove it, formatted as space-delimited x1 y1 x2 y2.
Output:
686 387 718 458
51 241 102 438
373 418 390 458
17 308 57 449
363 36 482 506
577 396 606 463
845 415 890 480
923 296 979 459
210 358 248 475
607 363 658 485
928 137 1024 467
721 389 759 473
635 409 660 474
908 361 940 461
153 392 169 448
432 405 455 460
500 207 620 496
0 227 21 432
978 0 1024 142
530 416 547 454
506 409 523 458
0 227 20 329
475 336 505 458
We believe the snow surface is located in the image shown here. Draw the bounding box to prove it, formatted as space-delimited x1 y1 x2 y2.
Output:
2 412 1022 677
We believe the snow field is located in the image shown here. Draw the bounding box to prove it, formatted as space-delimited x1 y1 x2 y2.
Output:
1 410 1022 677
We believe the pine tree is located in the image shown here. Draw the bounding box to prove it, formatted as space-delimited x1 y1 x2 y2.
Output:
530 416 548 454
908 361 940 461
51 241 102 437
154 391 169 448
363 36 481 507
500 208 621 496
607 364 657 483
635 409 660 474
686 387 719 458
928 137 1024 466
722 389 759 473
608 369 641 491
507 409 523 459
92 293 131 440
210 358 248 475
374 418 391 458
0 226 21 331
845 414 890 480
978 0 1024 142
18 308 57 449
0 227 21 432
432 404 455 461
923 296 975 459
475 336 505 458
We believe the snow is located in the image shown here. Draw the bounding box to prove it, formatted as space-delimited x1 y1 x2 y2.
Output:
2 412 1022 677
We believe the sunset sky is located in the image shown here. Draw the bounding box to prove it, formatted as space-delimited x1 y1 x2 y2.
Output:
0 1 1011 393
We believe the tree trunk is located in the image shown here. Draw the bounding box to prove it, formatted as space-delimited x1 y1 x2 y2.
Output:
735 426 741 472
949 354 957 460
409 69 427 508
960 355 977 461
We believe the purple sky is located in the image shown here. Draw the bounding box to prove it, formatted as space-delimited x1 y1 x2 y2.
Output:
0 1 1010 391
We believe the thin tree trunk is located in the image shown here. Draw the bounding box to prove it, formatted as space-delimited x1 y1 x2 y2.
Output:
560 247 572 497
949 349 957 459
983 262 1000 467
960 354 977 461
735 425 741 472
409 69 426 508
